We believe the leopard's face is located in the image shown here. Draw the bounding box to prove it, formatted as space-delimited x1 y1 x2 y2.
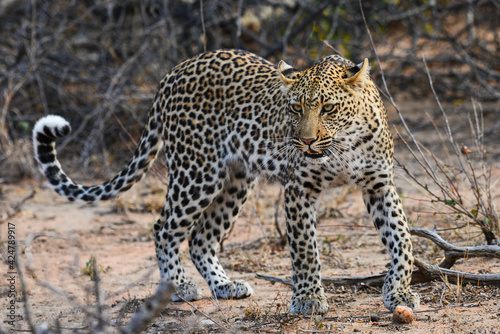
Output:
278 56 371 162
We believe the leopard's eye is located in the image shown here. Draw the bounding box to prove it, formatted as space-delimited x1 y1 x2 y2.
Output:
321 103 338 115
289 103 303 114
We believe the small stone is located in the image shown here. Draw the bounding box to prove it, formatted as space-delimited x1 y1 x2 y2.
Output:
201 319 215 325
393 305 414 324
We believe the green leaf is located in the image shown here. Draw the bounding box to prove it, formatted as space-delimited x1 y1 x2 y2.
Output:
444 199 457 207
315 316 324 329
17 121 31 134
483 218 493 226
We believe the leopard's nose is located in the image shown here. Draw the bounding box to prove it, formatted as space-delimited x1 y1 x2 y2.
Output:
301 137 317 146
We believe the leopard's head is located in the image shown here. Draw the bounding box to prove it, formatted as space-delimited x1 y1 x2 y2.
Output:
278 55 371 161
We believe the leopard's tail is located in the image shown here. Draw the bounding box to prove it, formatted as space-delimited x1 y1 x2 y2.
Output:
32 108 164 202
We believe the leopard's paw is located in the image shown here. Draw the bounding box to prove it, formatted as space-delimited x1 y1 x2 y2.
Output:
290 293 329 315
171 281 203 302
385 288 420 311
212 279 254 299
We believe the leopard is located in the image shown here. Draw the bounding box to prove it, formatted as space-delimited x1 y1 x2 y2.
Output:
33 49 420 314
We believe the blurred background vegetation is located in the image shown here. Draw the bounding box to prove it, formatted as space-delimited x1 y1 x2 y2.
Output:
0 0 499 181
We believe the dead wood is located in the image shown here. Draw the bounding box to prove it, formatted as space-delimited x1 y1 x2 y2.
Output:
255 273 388 287
256 227 500 288
413 258 500 286
411 227 500 268
255 273 292 286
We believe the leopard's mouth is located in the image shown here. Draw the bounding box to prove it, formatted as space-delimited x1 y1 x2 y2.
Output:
304 149 324 159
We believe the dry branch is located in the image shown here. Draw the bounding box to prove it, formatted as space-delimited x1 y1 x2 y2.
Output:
411 227 500 268
255 272 388 287
255 273 292 286
413 258 500 286
124 282 175 334
256 227 500 288
24 231 82 270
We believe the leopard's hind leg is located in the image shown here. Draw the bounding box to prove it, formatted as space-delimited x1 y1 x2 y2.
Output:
188 165 255 300
154 169 224 301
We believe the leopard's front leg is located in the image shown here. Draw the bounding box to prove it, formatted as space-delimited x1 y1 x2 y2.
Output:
285 183 328 315
363 176 420 311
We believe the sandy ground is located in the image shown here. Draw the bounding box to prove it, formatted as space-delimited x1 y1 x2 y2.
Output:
1 174 499 333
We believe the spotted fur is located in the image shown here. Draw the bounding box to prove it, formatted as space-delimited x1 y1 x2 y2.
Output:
33 49 419 314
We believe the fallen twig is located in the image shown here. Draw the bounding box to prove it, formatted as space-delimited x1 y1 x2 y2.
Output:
411 227 500 268
255 273 291 286
256 272 388 287
413 258 500 285
24 231 82 270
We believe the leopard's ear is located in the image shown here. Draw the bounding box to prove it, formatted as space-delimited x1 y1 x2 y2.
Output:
344 58 370 85
278 60 299 86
